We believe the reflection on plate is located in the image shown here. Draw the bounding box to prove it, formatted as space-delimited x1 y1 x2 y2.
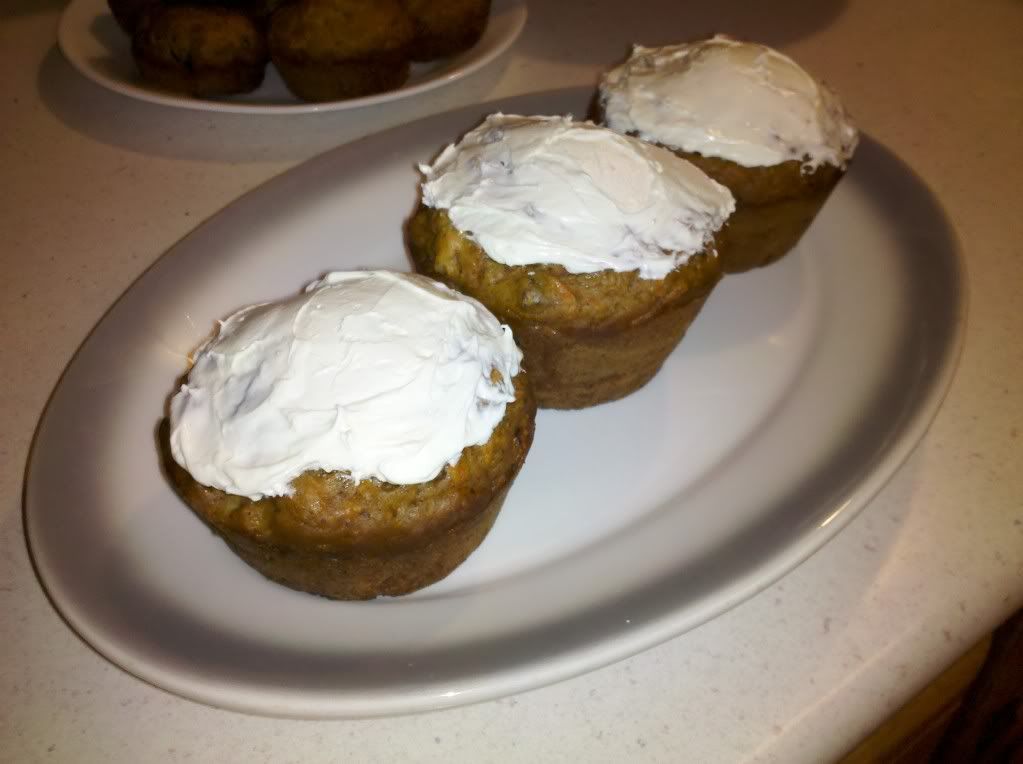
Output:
56 0 527 114
25 89 964 718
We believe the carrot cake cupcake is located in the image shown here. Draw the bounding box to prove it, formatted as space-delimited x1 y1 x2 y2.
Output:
165 270 535 600
409 114 734 409
268 0 415 102
599 36 858 272
400 0 491 61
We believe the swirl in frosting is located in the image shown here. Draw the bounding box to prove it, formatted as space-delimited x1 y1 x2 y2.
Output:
600 36 858 169
419 113 735 280
169 270 522 499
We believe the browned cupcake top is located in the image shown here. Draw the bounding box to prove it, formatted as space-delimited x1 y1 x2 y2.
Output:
399 0 491 61
268 0 414 62
134 6 269 71
167 371 535 553
409 206 722 332
669 149 845 206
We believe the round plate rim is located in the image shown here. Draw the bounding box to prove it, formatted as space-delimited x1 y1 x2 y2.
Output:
23 87 967 717
56 0 528 115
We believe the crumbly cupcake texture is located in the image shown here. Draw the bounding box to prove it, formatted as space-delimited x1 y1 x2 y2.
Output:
410 114 734 409
599 36 858 272
268 0 415 102
132 6 269 97
166 271 535 600
400 0 491 61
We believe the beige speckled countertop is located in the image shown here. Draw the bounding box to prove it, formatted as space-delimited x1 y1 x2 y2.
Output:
3 1 1021 761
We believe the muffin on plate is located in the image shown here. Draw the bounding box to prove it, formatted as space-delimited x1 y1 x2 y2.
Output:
598 35 858 273
399 0 491 61
165 271 535 600
268 0 415 102
132 5 269 97
408 114 735 410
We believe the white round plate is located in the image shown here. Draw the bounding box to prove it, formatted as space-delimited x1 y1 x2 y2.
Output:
25 89 964 718
57 0 527 114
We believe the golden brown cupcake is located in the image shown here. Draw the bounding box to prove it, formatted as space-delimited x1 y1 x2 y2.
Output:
598 36 858 273
399 0 490 61
268 0 414 102
165 271 534 600
410 114 735 410
132 5 269 97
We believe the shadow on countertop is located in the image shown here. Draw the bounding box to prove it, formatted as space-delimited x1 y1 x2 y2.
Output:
36 41 509 164
1 0 67 20
518 0 850 66
39 0 849 163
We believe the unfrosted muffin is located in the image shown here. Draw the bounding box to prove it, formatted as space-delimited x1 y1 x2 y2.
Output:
132 6 269 97
165 271 534 600
399 0 491 61
599 36 858 273
268 0 414 102
409 114 734 409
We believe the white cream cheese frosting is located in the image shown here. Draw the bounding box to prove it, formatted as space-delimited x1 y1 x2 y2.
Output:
600 36 858 169
169 270 522 499
419 113 735 280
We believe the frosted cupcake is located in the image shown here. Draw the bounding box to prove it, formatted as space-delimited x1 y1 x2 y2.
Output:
408 114 734 409
165 271 535 600
599 36 858 272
